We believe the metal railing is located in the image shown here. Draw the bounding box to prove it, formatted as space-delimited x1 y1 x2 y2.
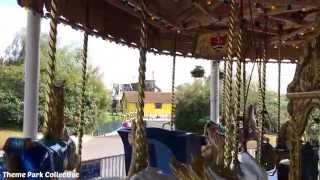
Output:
93 121 122 136
82 154 126 179
100 154 126 178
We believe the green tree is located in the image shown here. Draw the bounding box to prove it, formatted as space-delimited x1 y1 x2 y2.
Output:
175 77 289 134
175 79 210 133
0 90 23 128
0 31 111 133
0 63 25 128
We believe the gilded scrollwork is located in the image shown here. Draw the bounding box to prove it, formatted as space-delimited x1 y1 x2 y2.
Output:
286 32 320 180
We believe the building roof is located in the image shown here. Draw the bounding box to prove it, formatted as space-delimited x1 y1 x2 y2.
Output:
123 91 172 103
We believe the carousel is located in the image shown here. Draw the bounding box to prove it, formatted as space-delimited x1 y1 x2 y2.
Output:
1 0 320 179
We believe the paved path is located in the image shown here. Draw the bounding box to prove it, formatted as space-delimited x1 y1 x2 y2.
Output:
81 135 124 161
80 119 170 162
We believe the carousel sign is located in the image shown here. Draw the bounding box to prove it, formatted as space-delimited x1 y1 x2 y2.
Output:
196 33 227 58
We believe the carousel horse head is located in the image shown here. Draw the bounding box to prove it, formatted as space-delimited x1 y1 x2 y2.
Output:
200 121 268 180
246 104 272 138
201 121 225 166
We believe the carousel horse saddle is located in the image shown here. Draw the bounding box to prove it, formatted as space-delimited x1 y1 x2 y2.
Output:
3 137 76 176
118 128 205 175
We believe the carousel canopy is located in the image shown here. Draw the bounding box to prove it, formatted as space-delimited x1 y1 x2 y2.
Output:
18 0 320 63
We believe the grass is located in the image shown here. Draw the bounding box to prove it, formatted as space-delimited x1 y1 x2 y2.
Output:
0 129 23 150
100 112 123 123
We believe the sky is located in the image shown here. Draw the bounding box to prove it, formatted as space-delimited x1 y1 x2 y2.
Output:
0 2 296 94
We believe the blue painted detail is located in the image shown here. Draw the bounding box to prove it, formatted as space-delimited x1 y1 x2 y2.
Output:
3 137 76 179
149 139 174 174
0 159 6 180
80 160 101 179
118 127 205 175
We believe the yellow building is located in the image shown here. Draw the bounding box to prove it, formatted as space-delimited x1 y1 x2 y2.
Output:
121 91 172 118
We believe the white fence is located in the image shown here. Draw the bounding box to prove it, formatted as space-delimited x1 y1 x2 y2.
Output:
82 154 126 179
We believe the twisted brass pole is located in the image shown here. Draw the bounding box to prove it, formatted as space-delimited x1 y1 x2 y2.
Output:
277 35 282 133
128 0 149 176
77 31 89 172
43 0 58 136
256 56 264 163
170 33 177 130
242 61 246 115
223 0 237 168
257 10 268 163
222 60 227 126
77 1 90 174
232 4 244 163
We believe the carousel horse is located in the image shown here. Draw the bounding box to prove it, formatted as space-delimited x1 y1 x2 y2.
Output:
245 104 279 180
119 127 204 177
129 121 268 180
196 121 268 180
128 104 276 180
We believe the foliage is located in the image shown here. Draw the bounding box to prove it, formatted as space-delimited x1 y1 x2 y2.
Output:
0 31 111 133
175 80 210 133
0 64 24 128
0 90 23 128
175 77 289 134
0 64 24 98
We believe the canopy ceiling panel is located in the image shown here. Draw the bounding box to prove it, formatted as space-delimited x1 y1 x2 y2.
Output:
18 0 320 63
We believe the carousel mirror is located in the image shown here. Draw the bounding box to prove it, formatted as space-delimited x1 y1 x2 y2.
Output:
304 107 320 145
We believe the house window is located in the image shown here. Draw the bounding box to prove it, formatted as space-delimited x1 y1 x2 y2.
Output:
155 103 162 109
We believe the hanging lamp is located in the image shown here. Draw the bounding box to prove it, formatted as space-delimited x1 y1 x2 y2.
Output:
191 65 205 78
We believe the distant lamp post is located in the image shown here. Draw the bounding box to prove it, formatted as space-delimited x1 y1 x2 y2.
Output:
191 65 205 78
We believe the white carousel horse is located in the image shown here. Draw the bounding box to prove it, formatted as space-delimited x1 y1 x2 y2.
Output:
202 122 268 180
